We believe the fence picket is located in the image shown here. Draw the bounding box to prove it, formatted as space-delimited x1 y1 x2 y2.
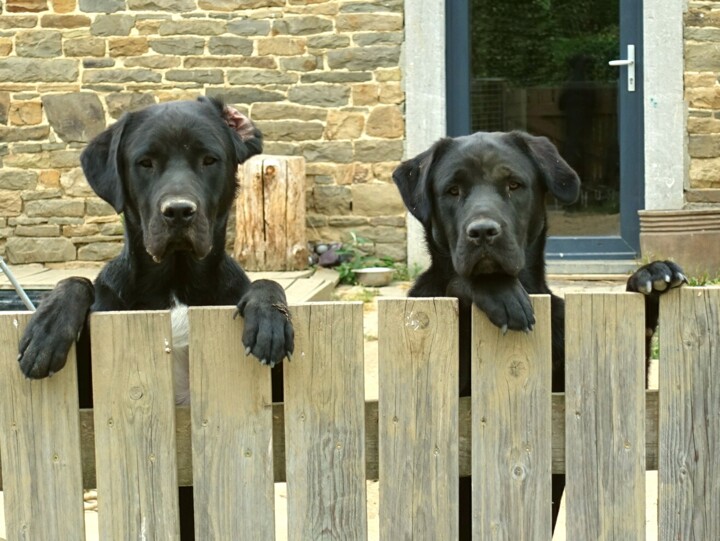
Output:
283 302 367 540
378 298 459 540
564 293 646 540
90 311 180 539
0 313 85 539
659 288 720 540
472 295 552 540
188 306 275 540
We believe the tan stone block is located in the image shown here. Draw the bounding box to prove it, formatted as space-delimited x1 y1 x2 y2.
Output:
376 67 401 82
379 83 403 104
0 38 13 56
366 105 404 138
7 0 47 12
324 110 365 140
63 223 99 237
0 190 23 216
9 101 43 126
51 0 76 13
257 37 306 56
372 162 400 182
352 83 379 106
40 15 91 28
336 13 403 32
109 37 149 56
686 87 720 109
352 162 371 184
136 20 163 36
684 72 718 88
689 157 720 188
60 167 94 197
39 169 61 188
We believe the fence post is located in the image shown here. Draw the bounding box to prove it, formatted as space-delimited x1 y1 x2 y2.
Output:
234 154 308 271
564 293 646 540
378 298 459 539
659 287 720 540
0 313 86 539
90 311 180 539
473 295 552 540
188 306 275 540
283 302 367 540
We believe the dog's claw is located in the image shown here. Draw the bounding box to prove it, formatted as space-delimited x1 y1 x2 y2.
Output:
245 346 251 356
286 351 292 363
501 324 508 335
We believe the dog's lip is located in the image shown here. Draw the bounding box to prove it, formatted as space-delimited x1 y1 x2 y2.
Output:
146 241 212 264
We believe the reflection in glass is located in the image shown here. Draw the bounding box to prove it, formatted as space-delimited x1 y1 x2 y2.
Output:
469 1 620 236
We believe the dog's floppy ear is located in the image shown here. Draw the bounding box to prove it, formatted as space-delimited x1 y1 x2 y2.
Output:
198 96 263 163
80 114 128 213
510 131 581 204
392 138 453 225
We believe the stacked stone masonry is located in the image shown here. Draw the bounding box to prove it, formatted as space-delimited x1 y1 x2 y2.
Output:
0 0 407 265
686 1 720 191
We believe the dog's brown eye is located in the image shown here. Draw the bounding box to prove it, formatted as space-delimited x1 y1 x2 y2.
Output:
138 158 153 169
508 181 520 191
447 185 460 196
203 156 218 166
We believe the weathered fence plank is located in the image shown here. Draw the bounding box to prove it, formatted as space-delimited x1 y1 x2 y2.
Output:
188 307 275 540
659 287 720 540
564 293 646 540
378 298 459 540
0 313 85 540
91 311 180 539
472 296 553 540
283 302 367 540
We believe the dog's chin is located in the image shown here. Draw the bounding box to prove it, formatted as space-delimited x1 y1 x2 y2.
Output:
145 236 212 264
453 248 524 280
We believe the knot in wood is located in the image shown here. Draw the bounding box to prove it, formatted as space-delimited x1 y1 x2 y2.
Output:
507 355 527 378
129 386 144 400
511 464 527 481
405 311 430 331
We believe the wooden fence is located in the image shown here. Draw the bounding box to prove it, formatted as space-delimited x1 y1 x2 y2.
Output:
0 288 718 540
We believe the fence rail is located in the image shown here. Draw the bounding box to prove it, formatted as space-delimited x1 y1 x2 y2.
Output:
0 289 718 540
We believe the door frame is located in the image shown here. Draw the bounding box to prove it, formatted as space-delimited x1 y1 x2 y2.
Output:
445 0 643 260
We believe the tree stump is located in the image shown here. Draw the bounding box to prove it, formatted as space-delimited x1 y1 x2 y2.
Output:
234 155 308 271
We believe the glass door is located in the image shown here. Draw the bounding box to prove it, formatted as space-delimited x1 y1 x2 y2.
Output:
446 0 643 259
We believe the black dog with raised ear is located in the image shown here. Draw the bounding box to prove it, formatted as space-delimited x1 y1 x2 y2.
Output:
393 130 686 535
18 96 293 385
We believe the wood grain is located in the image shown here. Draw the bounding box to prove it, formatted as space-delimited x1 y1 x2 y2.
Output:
472 296 553 540
378 298 459 540
0 312 85 540
188 306 274 540
283 302 367 540
659 287 720 540
91 311 180 540
564 293 646 541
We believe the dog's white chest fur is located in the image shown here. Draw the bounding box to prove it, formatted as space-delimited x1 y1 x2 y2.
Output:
170 301 190 406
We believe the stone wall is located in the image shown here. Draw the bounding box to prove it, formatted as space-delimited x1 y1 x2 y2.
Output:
686 1 720 195
0 0 407 266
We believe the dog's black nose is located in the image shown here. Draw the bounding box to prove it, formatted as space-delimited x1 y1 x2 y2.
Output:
161 199 197 226
467 219 501 243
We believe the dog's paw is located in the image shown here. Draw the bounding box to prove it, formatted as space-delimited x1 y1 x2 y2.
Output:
18 277 94 379
627 260 687 296
469 276 535 333
236 279 294 367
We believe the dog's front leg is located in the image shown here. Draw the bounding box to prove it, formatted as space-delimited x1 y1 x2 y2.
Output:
235 279 294 367
18 277 94 379
448 274 535 334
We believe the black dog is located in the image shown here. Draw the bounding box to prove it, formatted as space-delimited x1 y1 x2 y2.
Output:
17 97 293 538
393 130 685 535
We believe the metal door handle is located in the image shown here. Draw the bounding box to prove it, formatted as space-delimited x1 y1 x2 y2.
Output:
609 44 635 92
